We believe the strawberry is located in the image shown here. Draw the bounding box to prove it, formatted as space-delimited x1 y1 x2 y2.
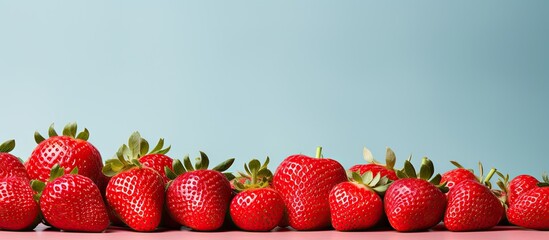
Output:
26 123 103 186
441 161 478 192
133 137 173 184
384 157 447 232
444 166 504 231
329 171 390 231
0 177 40 231
272 147 347 230
230 158 284 231
103 132 165 232
33 165 109 232
0 140 30 180
165 152 234 231
349 147 398 181
507 175 549 230
507 174 539 207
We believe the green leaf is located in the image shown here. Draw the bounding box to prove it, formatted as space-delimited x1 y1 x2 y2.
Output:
76 128 90 141
128 132 141 158
199 151 210 170
150 138 165 154
386 147 396 170
372 185 389 193
130 159 142 168
157 145 171 155
140 138 150 157
122 145 132 161
363 147 376 164
419 157 434 180
183 155 194 171
69 167 79 175
30 180 46 194
49 164 65 182
62 122 78 138
363 171 374 183
261 157 270 169
109 159 125 172
48 123 58 137
212 158 235 172
248 159 261 174
244 162 251 175
224 172 236 181
370 173 381 186
430 174 442 185
396 170 407 179
0 139 15 153
165 166 177 180
34 131 46 144
172 159 185 175
403 161 417 178
257 168 273 179
351 171 363 184
102 164 117 177
450 161 465 169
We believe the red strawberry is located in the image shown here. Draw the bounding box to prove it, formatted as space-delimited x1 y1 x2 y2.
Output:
507 174 539 207
349 147 398 181
329 171 390 231
103 132 165 232
26 123 103 185
230 158 284 231
384 157 447 232
0 140 30 180
441 161 478 192
444 170 504 231
273 147 347 230
165 152 234 231
35 165 109 232
0 177 40 231
507 175 549 230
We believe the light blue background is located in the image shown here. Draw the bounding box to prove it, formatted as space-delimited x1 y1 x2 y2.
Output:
1 1 548 179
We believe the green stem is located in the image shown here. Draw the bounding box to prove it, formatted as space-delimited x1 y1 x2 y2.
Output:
484 168 497 183
316 146 323 158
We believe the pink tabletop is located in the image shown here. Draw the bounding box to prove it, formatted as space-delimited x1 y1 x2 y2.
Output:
1 224 546 240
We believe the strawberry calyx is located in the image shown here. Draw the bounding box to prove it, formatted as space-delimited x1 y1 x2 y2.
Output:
363 146 396 170
495 171 511 205
348 170 391 194
34 122 91 144
164 151 235 181
233 157 273 192
102 131 171 177
0 139 16 153
396 156 448 193
30 164 79 201
537 174 549 187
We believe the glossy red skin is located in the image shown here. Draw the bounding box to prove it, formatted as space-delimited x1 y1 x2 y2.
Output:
272 154 347 230
166 169 232 231
349 164 398 181
444 180 504 231
139 154 174 184
106 167 164 232
507 187 549 230
0 177 39 230
329 182 383 231
508 175 539 207
441 168 478 193
230 188 284 231
40 174 109 232
384 178 446 232
0 153 30 180
26 136 103 184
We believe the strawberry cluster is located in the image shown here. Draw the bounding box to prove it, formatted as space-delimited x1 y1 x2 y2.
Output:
0 122 548 233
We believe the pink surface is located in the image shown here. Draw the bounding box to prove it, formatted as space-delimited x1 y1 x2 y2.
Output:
1 224 547 240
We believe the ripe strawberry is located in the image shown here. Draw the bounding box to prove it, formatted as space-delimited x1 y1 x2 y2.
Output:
230 158 284 231
34 165 109 232
165 152 234 231
507 174 539 207
132 137 173 184
0 140 30 180
384 157 447 232
273 147 347 230
507 175 549 230
329 171 390 231
349 147 398 181
444 169 504 231
26 123 103 185
103 132 165 232
0 177 40 231
441 161 478 192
